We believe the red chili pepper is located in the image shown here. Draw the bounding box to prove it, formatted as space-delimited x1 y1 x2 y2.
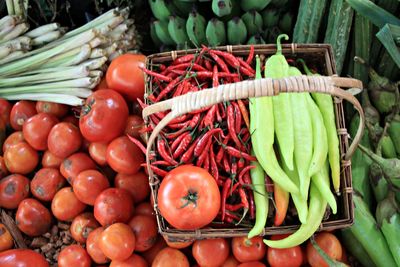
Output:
167 121 189 129
172 80 186 97
237 99 250 130
238 165 256 185
170 70 238 79
204 59 213 71
212 65 219 87
248 189 255 219
238 158 245 169
265 175 274 193
216 135 230 163
204 153 210 171
231 159 237 179
159 64 166 71
170 131 190 151
227 104 243 149
209 51 230 73
136 98 148 109
155 76 180 102
232 102 242 133
224 210 241 221
210 50 240 68
126 135 147 155
246 45 254 64
225 146 257 161
149 165 168 177
221 178 231 221
196 138 213 166
172 54 195 65
210 148 219 182
151 160 171 166
195 46 207 64
165 127 190 139
223 153 231 173
181 139 197 164
239 66 255 77
188 112 201 128
226 203 244 211
238 57 255 73
140 67 172 82
147 94 156 103
219 103 226 119
169 63 207 72
238 188 249 211
173 133 192 158
157 137 178 165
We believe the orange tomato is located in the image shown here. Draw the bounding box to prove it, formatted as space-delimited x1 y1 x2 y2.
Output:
99 223 135 261
152 247 189 267
51 187 86 221
306 232 343 267
0 224 13 252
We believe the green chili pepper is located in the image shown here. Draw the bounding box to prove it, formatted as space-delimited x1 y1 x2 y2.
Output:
263 182 327 248
248 56 269 239
249 37 298 194
311 160 337 214
298 59 341 194
288 66 313 200
341 229 377 267
266 34 294 171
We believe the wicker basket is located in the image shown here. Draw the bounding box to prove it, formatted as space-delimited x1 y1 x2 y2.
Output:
142 44 365 242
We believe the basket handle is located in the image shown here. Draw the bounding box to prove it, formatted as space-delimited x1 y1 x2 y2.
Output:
143 75 365 181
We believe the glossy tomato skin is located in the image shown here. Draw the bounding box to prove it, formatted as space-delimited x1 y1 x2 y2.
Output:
192 238 230 267
221 255 240 267
267 234 303 267
124 115 144 138
128 215 157 252
0 156 8 179
70 212 100 243
88 142 108 166
152 247 189 267
0 99 11 126
238 262 266 267
134 202 154 217
141 236 167 265
158 165 220 230
0 174 30 209
48 122 82 158
2 131 24 153
22 113 59 150
51 187 86 221
58 244 91 267
9 101 37 131
306 232 343 267
110 253 148 267
36 101 68 118
94 188 134 226
62 115 79 126
15 198 52 237
79 89 129 143
73 170 110 205
60 152 96 184
106 54 146 101
0 249 49 267
86 227 109 264
232 236 266 263
0 223 13 252
106 136 144 175
99 223 135 261
41 150 64 168
115 172 150 203
31 168 65 201
4 142 39 175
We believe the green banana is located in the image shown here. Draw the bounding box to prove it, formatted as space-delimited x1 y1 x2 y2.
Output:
206 18 226 46
227 17 247 45
247 34 266 44
261 6 280 28
148 0 172 21
150 20 163 47
186 10 207 47
168 16 190 46
240 0 271 11
212 0 233 17
241 10 263 37
370 162 389 203
171 0 195 15
153 20 175 46
388 115 400 155
278 12 294 34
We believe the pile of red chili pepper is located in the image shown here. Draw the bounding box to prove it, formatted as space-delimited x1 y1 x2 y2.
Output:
137 46 260 226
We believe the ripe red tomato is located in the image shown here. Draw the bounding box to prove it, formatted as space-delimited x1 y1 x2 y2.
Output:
0 117 5 150
128 215 157 252
106 54 146 101
9 101 36 131
2 131 24 153
124 115 144 139
0 223 13 252
22 113 59 150
58 244 92 267
60 152 96 184
267 234 303 267
88 142 108 166
158 165 220 230
141 236 167 265
48 122 82 158
0 99 11 126
86 227 109 264
99 223 136 261
0 249 49 267
79 89 129 143
70 212 100 243
238 262 266 267
221 255 240 267
152 247 189 267
31 168 65 201
0 174 30 209
193 238 230 267
36 101 68 118
106 136 144 175
62 115 79 126
41 150 64 168
232 236 266 263
110 253 148 267
0 156 8 179
51 187 86 221
15 198 52 236
306 232 343 267
115 172 150 203
4 142 39 175
134 202 154 217
94 188 134 226
164 237 193 249
73 170 110 205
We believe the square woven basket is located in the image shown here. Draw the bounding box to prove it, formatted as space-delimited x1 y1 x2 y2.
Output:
143 44 363 242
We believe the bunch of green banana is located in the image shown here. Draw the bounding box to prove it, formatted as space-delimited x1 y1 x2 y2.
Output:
186 10 207 47
206 18 226 46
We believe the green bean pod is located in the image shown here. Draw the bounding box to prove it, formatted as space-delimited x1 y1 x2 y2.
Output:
311 160 337 214
340 229 377 267
306 94 328 177
289 66 313 199
350 194 397 267
263 183 327 248
388 115 400 155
